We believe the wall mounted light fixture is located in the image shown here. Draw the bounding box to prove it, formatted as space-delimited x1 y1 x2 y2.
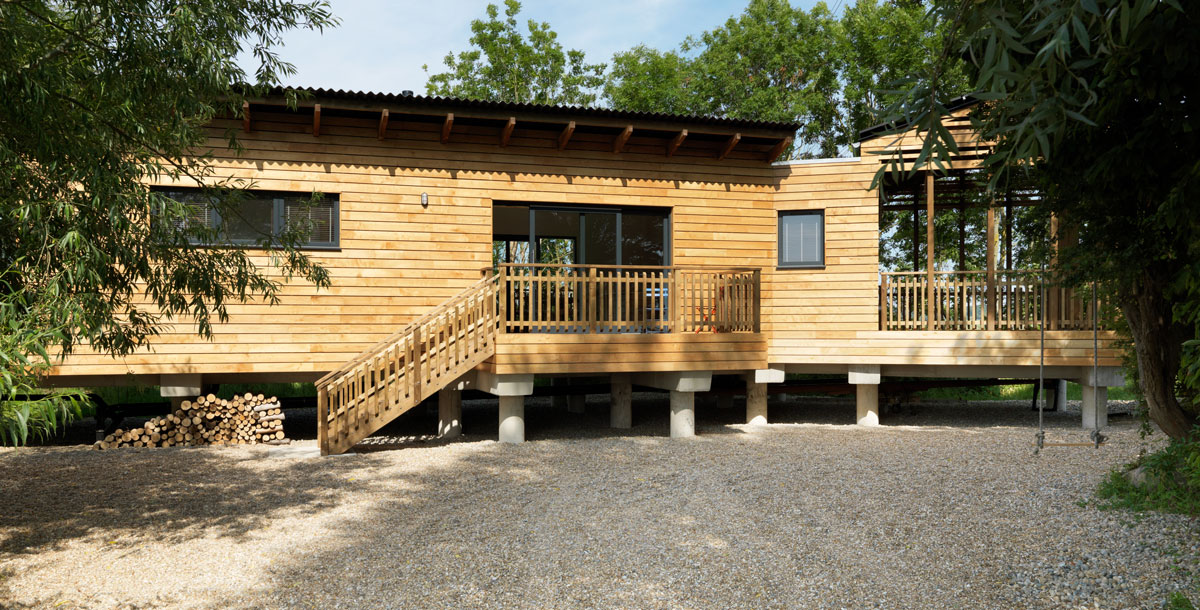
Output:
421 192 429 207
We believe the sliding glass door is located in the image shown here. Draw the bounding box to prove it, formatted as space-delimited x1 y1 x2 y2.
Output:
493 203 670 267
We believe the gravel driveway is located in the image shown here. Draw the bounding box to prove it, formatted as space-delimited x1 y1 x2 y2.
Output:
1 396 1196 609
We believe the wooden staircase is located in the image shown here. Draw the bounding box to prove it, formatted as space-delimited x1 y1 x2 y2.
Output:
315 275 499 455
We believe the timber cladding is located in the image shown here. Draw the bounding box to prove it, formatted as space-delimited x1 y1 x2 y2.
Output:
48 102 1119 382
50 106 781 379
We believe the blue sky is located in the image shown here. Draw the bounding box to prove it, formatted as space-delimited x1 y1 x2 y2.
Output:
247 0 832 94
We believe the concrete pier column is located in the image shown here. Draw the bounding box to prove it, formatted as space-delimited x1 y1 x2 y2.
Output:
1054 379 1068 412
856 384 880 427
745 374 768 426
669 390 695 438
438 388 462 438
610 373 632 429
1081 384 1108 430
498 396 525 444
850 365 881 427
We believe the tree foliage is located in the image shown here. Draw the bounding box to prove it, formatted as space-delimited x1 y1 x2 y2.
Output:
604 0 968 158
424 0 606 106
0 0 338 444
874 0 1199 438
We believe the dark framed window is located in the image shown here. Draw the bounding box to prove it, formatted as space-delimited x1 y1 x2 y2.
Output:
159 188 339 249
492 202 671 267
778 210 824 269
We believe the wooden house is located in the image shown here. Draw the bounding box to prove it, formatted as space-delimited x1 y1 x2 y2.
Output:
45 89 1123 455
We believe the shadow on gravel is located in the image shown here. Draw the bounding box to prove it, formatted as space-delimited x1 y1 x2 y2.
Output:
0 446 374 557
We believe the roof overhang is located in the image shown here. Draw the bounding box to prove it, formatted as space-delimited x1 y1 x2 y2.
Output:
241 87 799 163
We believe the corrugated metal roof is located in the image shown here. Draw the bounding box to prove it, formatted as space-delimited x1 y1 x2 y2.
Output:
262 86 801 133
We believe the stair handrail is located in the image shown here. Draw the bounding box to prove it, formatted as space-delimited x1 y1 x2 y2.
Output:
315 273 499 388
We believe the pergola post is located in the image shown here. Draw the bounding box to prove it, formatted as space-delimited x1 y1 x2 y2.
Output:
1048 213 1061 330
986 204 996 331
925 171 935 330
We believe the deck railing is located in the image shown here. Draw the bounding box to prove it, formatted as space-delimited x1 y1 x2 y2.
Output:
880 270 1099 331
494 264 761 334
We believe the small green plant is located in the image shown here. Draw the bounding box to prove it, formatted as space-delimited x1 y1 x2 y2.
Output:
1164 591 1197 610
1097 428 1200 516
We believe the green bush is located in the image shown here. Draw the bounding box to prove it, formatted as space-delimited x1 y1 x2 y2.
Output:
1097 429 1200 516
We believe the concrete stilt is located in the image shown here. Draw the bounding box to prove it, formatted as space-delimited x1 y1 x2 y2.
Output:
745 375 768 425
1081 384 1108 430
438 388 462 438
498 396 525 444
1054 379 1068 412
669 390 695 438
610 373 632 429
856 384 880 427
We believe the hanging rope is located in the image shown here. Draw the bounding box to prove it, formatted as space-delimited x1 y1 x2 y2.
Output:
1090 281 1107 448
1035 257 1047 454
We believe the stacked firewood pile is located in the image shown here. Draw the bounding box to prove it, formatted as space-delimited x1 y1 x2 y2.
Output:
95 393 290 450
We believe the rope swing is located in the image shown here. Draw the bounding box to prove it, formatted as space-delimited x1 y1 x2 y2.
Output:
1034 243 1105 453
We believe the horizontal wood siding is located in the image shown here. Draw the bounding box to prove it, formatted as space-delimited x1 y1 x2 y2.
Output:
50 106 1119 381
767 157 1121 368
487 334 767 375
50 110 779 379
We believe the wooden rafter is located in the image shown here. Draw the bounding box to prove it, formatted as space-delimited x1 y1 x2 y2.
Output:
717 133 741 160
612 125 633 153
312 104 321 137
378 108 389 140
666 129 687 157
765 136 792 162
242 101 251 133
441 113 454 144
558 121 575 150
500 117 515 147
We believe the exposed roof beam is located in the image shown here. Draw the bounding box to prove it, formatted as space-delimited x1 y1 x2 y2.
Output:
612 125 633 153
717 133 741 160
312 104 321 137
558 121 575 150
765 136 793 162
441 113 454 144
378 108 389 140
666 130 687 157
242 101 251 133
245 98 793 141
500 117 515 147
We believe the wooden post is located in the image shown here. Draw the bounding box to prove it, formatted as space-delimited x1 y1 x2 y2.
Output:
498 266 508 334
669 268 679 333
925 171 935 330
911 205 920 272
879 273 888 330
752 269 762 333
587 266 597 332
317 386 329 455
1004 194 1013 271
412 325 423 404
986 204 996 331
1048 213 1060 330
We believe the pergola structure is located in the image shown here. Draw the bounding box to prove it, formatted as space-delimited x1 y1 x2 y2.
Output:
862 100 1087 332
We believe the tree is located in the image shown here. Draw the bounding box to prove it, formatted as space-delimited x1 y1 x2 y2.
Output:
0 0 338 444
424 0 606 106
603 46 697 116
837 0 971 151
604 0 841 158
875 0 1200 438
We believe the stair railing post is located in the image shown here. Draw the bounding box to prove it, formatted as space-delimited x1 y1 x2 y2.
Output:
498 266 507 335
412 324 424 404
317 385 329 455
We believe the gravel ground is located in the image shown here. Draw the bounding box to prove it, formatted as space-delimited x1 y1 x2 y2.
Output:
1 394 1196 609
